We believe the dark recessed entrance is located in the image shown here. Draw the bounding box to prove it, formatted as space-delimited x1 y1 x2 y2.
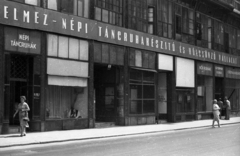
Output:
94 64 124 126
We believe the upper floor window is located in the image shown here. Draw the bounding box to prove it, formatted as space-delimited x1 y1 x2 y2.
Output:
196 13 211 49
94 0 123 26
47 0 89 18
127 0 154 34
157 0 173 38
213 20 224 52
9 0 40 6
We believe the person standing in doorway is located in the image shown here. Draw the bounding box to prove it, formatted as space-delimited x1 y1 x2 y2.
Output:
224 97 231 120
217 98 223 119
212 99 221 128
13 96 30 137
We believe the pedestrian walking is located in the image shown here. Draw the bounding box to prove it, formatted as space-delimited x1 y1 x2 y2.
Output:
212 99 221 128
217 98 223 119
224 97 231 120
13 96 30 137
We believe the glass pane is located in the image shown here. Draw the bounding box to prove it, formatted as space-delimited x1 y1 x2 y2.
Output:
95 7 101 20
135 50 142 67
58 36 69 58
61 0 74 14
78 0 83 16
117 46 124 65
94 42 102 63
102 44 109 63
80 40 89 61
148 52 155 69
69 38 79 60
142 52 149 68
102 9 109 22
110 45 117 64
130 85 142 99
48 0 58 11
130 69 142 81
130 100 142 114
143 100 155 113
143 85 155 98
47 34 58 57
25 0 39 6
143 71 155 82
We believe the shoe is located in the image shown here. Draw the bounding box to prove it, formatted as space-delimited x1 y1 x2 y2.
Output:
212 126 215 128
23 133 26 136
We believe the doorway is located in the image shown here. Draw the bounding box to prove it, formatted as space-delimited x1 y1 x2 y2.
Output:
94 64 124 124
4 54 34 126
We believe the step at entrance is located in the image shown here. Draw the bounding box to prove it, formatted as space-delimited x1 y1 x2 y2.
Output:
9 126 20 134
95 122 115 128
156 120 167 124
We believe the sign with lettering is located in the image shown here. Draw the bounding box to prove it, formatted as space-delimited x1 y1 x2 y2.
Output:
226 68 240 79
5 27 41 54
197 62 213 76
215 65 224 77
0 1 240 67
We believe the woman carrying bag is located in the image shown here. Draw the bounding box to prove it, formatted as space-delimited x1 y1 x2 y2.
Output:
13 96 30 137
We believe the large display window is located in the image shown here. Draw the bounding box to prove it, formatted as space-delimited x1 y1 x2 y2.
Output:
129 69 155 114
46 34 89 119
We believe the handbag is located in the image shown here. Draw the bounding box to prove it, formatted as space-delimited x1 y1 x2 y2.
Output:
22 111 30 122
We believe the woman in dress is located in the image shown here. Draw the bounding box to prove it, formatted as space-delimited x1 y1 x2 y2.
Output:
13 96 30 136
212 99 221 128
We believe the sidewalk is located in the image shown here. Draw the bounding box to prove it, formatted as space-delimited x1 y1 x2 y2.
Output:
0 117 240 148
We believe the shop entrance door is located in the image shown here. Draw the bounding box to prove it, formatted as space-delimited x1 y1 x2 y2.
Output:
94 64 119 125
5 54 34 126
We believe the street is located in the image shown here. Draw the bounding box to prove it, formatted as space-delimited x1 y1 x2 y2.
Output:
0 124 239 156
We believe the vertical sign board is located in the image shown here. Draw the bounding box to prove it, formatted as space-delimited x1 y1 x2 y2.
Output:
197 62 213 76
226 68 240 79
4 27 41 54
215 65 224 77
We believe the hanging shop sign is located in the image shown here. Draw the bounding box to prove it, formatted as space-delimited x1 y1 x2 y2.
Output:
197 62 213 76
0 0 240 67
4 27 41 54
215 65 224 77
226 68 240 79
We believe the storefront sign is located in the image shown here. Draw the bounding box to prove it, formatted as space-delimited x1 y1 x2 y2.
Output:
226 68 240 79
5 27 41 54
0 0 240 67
197 62 213 76
215 65 224 77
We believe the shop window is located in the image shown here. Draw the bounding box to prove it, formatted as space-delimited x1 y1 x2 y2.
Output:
46 86 88 119
197 75 213 112
176 89 194 113
93 42 125 65
157 0 173 39
94 0 123 26
130 69 155 114
9 0 40 6
47 0 89 18
129 48 156 69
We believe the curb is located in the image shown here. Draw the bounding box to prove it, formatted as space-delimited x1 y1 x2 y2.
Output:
0 122 239 148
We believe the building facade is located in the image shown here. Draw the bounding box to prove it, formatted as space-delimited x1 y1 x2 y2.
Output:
1 0 240 134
